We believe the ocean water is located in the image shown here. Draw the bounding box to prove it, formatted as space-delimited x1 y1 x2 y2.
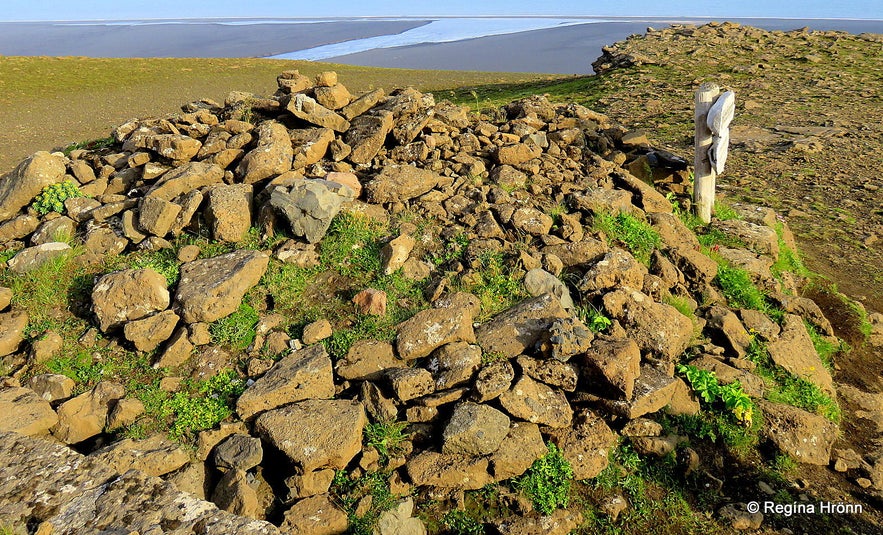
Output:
268 17 609 60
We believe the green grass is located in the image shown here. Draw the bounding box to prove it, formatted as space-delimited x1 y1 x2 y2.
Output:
159 369 246 439
364 421 410 463
746 339 840 422
661 412 760 455
514 442 574 515
804 321 841 369
663 295 695 319
61 136 115 156
456 251 526 320
443 510 485 535
713 201 740 221
210 301 260 351
331 470 401 535
128 247 181 287
713 261 768 312
592 211 661 266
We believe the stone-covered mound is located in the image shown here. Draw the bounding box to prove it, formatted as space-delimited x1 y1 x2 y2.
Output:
0 69 881 534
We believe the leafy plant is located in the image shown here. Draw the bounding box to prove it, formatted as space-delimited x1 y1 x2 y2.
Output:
676 364 753 425
62 136 115 156
443 510 485 535
210 302 259 351
514 442 574 515
160 369 245 439
364 421 410 462
578 304 612 333
331 470 399 535
31 180 84 215
592 211 661 265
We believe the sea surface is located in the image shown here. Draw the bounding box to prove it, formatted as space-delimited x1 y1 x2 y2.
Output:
1 17 880 73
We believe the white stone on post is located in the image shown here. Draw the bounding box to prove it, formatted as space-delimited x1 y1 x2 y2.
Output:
707 90 736 174
694 82 720 224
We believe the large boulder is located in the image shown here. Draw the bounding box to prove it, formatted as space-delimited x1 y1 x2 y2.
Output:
236 344 335 420
442 402 511 456
760 401 837 465
395 306 475 361
767 314 835 398
90 434 190 477
175 250 269 323
236 122 294 184
270 179 354 244
0 151 66 222
91 268 170 332
205 184 254 243
52 381 125 444
0 310 28 357
475 294 569 358
145 161 225 201
365 165 441 204
255 399 366 471
346 110 394 164
0 386 58 436
602 288 693 361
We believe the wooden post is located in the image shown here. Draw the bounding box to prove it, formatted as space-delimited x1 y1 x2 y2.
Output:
694 82 720 224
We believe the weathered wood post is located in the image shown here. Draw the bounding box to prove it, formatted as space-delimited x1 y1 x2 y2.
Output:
694 82 720 224
694 84 736 224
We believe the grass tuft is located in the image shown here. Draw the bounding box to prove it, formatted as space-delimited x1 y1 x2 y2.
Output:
592 211 660 265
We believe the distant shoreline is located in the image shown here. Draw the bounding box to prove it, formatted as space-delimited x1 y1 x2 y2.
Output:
1 17 880 74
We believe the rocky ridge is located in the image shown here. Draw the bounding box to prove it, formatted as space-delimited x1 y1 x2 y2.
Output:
0 67 881 534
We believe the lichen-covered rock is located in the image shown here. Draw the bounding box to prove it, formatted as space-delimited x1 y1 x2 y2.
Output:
92 268 170 332
395 306 475 361
759 400 837 465
600 365 678 419
365 165 441 204
489 422 547 481
175 250 269 323
406 450 493 490
602 288 693 360
767 314 835 398
146 161 225 201
0 431 280 534
205 184 253 242
475 294 569 358
0 310 28 357
236 122 294 184
499 375 572 428
270 179 354 244
346 110 394 164
547 409 617 480
442 402 510 456
286 93 350 132
90 434 190 477
582 336 642 400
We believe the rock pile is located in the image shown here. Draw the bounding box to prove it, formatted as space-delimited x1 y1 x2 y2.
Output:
0 70 878 533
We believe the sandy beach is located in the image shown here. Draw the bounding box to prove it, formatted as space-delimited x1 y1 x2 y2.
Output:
0 19 430 58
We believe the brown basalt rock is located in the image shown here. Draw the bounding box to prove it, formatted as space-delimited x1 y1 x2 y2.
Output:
429 341 482 390
0 151 66 222
541 239 608 268
0 310 28 357
205 183 253 243
28 374 76 403
516 356 579 392
602 288 693 361
583 336 641 400
395 306 475 361
382 234 416 275
337 339 400 381
548 409 617 480
442 402 511 456
286 93 351 133
0 386 59 436
499 375 572 428
489 422 548 481
510 207 553 236
366 164 441 203
153 326 194 368
291 127 336 170
255 399 366 471
175 249 269 324
280 494 348 535
759 400 837 465
106 398 145 429
91 434 189 477
472 360 516 403
122 309 179 352
600 365 678 419
475 294 569 358
52 381 125 444
286 468 336 500
314 83 352 110
91 268 169 332
6 242 72 274
341 88 386 120
767 314 835 398
138 196 182 237
302 319 333 344
406 450 493 490
0 214 39 243
386 367 435 402
146 161 225 201
212 469 261 519
578 248 648 293
495 508 583 535
236 122 294 184
236 344 334 420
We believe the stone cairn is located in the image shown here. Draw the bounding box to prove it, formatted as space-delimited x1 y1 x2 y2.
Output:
0 70 878 534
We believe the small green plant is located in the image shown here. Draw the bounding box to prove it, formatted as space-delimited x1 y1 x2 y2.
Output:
676 364 753 425
462 251 526 319
714 262 768 311
31 180 84 215
663 294 695 319
443 510 485 535
160 369 245 439
210 302 259 351
771 453 797 474
514 442 574 515
364 421 410 462
331 470 399 534
713 200 740 221
129 248 180 286
804 320 841 369
433 231 470 266
578 304 612 333
592 211 661 265
62 136 115 156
